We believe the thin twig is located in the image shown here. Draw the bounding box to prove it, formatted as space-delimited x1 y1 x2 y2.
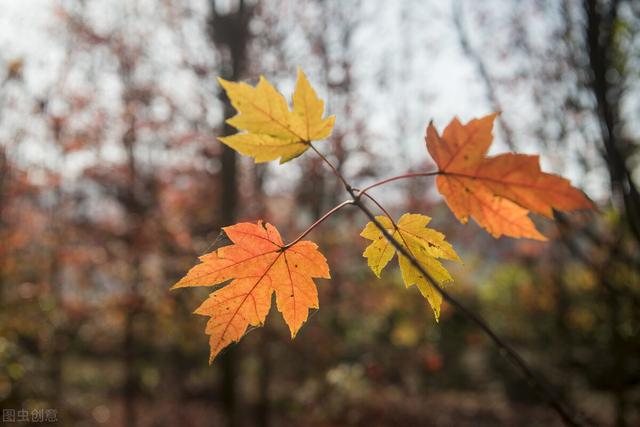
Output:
358 171 439 195
309 144 351 190
283 199 353 249
360 192 397 228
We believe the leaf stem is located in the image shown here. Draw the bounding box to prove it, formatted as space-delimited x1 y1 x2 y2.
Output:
360 192 399 231
282 199 353 249
309 143 351 191
358 171 440 195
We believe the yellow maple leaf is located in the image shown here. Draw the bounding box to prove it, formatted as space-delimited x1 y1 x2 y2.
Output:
218 68 335 164
360 213 461 320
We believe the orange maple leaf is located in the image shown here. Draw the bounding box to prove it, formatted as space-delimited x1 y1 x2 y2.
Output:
426 113 594 240
173 221 330 363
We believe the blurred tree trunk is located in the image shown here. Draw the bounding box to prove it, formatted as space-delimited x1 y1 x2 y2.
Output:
208 1 252 426
252 139 271 427
0 73 8 304
46 158 64 419
584 0 640 244
0 147 6 304
122 105 142 427
583 6 639 422
257 332 271 427
118 56 153 425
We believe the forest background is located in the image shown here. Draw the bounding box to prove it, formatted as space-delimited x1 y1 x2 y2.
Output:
0 0 639 426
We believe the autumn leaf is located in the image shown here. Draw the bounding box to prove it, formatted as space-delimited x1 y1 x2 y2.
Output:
173 221 330 363
218 68 335 164
360 213 460 320
425 113 594 240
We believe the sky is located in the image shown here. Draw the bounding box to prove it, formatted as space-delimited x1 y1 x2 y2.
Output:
0 0 609 201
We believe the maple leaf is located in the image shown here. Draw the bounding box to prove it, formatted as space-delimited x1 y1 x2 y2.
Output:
218 68 335 164
360 213 461 320
173 221 330 363
425 113 594 240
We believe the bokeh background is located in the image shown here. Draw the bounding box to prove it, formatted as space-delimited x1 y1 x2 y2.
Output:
1 0 639 426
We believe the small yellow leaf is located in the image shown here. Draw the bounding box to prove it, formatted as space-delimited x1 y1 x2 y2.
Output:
360 213 460 320
218 70 335 164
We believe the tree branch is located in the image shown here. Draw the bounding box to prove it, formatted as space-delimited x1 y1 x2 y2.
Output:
302 147 589 427
351 194 585 427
